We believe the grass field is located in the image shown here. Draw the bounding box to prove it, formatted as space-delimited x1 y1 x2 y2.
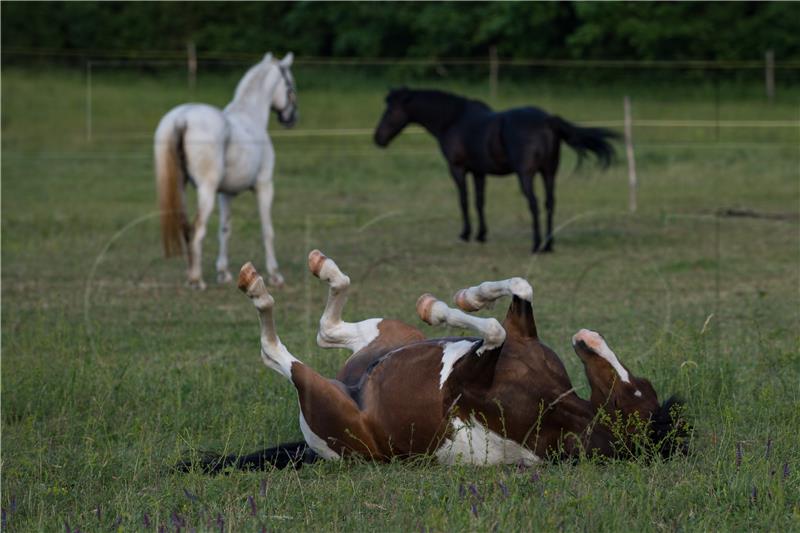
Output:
2 64 799 531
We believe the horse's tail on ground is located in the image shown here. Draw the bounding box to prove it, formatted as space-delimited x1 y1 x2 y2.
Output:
547 115 620 168
175 441 319 474
154 113 188 257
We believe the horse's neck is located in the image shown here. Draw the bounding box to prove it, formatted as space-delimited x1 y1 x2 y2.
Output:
408 93 467 138
225 64 278 127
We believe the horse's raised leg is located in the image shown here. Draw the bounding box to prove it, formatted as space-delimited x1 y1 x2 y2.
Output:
215 193 233 283
517 173 542 253
255 178 284 287
542 168 557 253
449 164 471 241
453 277 533 312
473 173 487 242
238 262 380 460
187 184 216 290
308 249 383 353
416 293 506 354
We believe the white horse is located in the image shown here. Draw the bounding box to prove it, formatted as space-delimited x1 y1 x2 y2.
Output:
155 52 297 289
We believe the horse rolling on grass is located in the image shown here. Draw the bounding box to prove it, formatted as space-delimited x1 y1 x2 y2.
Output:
178 250 689 473
374 88 619 253
155 52 297 290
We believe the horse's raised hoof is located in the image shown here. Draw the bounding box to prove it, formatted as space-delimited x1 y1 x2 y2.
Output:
308 249 328 278
454 289 482 312
238 262 260 293
217 270 233 284
187 278 207 291
416 293 439 325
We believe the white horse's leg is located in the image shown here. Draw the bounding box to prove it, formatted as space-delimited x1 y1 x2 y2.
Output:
216 193 233 283
255 178 283 287
453 278 533 312
187 184 216 290
416 294 506 354
308 250 382 354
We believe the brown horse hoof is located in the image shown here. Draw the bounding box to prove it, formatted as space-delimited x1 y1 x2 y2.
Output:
308 249 328 278
416 293 439 325
454 289 482 312
238 262 260 292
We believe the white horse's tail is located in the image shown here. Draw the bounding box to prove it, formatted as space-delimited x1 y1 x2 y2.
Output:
154 113 188 257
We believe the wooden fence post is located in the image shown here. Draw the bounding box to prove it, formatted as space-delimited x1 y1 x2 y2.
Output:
187 40 197 90
489 45 498 102
624 95 637 213
765 49 774 102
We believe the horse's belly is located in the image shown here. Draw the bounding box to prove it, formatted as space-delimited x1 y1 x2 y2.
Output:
222 138 271 192
435 415 541 466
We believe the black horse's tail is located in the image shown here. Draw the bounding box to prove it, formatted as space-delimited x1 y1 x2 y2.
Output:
547 115 619 168
176 441 319 474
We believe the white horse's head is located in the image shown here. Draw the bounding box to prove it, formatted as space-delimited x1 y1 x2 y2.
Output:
268 52 297 128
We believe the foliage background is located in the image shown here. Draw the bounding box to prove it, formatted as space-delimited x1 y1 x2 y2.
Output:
3 1 800 61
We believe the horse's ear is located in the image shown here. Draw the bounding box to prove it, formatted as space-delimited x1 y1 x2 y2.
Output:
280 52 294 67
263 52 273 63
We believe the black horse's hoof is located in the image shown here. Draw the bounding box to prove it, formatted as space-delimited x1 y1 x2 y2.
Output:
459 232 471 242
476 231 487 243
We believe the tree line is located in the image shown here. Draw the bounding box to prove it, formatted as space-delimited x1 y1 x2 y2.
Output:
3 1 798 62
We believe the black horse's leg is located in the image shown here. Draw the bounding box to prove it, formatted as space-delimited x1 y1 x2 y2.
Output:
473 173 487 242
449 165 471 241
542 171 556 252
517 173 542 253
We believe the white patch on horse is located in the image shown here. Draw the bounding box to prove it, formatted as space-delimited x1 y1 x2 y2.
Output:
260 341 299 380
317 318 382 353
572 329 631 383
439 340 478 389
435 416 540 466
299 410 340 460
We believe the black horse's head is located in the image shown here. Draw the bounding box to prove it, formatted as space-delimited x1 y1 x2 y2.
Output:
374 87 413 147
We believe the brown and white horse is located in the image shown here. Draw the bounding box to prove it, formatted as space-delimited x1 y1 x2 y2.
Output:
183 251 687 472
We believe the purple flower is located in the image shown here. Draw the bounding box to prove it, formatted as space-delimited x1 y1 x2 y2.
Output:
248 495 257 516
783 463 790 480
216 513 225 533
531 470 541 484
64 520 71 533
470 503 479 518
458 483 465 499
1 509 6 531
468 483 481 501
750 485 757 504
260 479 267 497
143 513 151 527
765 437 772 458
735 442 743 469
498 481 509 498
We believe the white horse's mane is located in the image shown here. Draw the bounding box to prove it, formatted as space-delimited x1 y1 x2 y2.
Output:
230 55 277 108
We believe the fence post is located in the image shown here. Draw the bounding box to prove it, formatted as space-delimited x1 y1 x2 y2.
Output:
624 95 637 213
187 40 197 90
765 49 774 102
489 45 498 102
86 60 92 142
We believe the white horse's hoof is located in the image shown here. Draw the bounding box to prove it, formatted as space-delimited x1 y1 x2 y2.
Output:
268 272 285 288
217 270 233 284
187 278 207 291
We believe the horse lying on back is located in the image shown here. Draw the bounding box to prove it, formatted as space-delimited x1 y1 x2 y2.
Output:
181 251 688 473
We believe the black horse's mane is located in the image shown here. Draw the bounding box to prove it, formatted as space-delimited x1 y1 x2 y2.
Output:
650 395 691 458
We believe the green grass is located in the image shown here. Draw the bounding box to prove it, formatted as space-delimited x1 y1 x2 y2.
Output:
2 65 799 531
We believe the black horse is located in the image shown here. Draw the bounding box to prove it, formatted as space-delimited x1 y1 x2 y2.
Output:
374 88 619 252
